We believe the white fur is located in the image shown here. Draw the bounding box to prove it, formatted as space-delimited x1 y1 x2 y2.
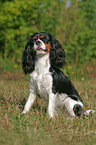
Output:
22 53 84 118
63 98 84 116
84 109 96 116
22 53 56 118
34 39 47 55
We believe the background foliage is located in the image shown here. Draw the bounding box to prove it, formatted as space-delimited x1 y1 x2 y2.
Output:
0 1 96 145
0 0 96 65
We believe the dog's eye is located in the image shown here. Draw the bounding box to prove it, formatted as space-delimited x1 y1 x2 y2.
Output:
34 36 37 40
40 36 44 39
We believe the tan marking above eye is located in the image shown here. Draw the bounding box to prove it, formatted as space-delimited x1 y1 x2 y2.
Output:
40 35 44 39
34 36 37 40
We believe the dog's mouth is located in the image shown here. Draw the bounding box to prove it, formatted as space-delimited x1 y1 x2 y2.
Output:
36 47 47 52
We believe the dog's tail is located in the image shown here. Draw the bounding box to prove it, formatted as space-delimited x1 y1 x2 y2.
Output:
84 109 96 116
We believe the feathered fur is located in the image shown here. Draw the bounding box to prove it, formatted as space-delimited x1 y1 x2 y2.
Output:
22 32 95 118
22 32 65 74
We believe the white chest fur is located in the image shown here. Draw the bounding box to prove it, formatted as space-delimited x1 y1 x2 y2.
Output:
30 54 52 101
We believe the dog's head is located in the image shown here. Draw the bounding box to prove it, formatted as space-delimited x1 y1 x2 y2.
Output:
22 32 65 74
29 32 51 55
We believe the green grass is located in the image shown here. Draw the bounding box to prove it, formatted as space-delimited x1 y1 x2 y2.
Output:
0 70 96 145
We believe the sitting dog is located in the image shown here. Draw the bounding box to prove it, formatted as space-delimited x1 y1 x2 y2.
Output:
22 32 94 118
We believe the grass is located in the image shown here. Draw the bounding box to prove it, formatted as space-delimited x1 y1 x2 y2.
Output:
0 67 96 145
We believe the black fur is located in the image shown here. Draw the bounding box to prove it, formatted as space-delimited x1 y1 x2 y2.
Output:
50 66 83 103
73 104 84 117
49 33 65 68
22 32 65 74
22 36 36 74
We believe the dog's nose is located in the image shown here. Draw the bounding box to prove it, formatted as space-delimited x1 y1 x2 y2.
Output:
36 41 41 45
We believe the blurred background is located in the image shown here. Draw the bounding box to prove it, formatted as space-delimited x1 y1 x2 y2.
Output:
0 0 96 76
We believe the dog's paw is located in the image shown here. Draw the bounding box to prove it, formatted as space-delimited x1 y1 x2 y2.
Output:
22 109 27 114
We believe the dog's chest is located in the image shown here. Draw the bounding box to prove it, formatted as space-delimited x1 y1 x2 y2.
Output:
30 54 52 99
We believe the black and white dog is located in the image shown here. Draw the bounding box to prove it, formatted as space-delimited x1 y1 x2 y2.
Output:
22 32 95 118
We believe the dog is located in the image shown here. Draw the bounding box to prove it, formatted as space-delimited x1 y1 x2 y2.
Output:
22 32 95 118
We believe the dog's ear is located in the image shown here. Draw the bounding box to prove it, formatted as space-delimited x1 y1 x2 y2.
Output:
22 36 36 74
48 33 65 68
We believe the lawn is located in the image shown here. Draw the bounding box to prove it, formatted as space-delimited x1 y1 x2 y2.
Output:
0 69 96 145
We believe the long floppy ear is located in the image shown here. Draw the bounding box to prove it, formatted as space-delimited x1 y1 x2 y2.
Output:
49 33 65 68
22 37 36 74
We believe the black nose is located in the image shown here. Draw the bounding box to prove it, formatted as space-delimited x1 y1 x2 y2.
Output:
36 41 41 45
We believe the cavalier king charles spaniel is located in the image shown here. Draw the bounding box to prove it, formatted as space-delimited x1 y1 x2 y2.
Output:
22 32 95 118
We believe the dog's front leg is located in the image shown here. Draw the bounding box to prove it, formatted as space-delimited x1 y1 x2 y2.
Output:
22 92 36 114
48 93 56 119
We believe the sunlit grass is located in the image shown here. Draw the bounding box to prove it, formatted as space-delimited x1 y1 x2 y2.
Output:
0 70 96 145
